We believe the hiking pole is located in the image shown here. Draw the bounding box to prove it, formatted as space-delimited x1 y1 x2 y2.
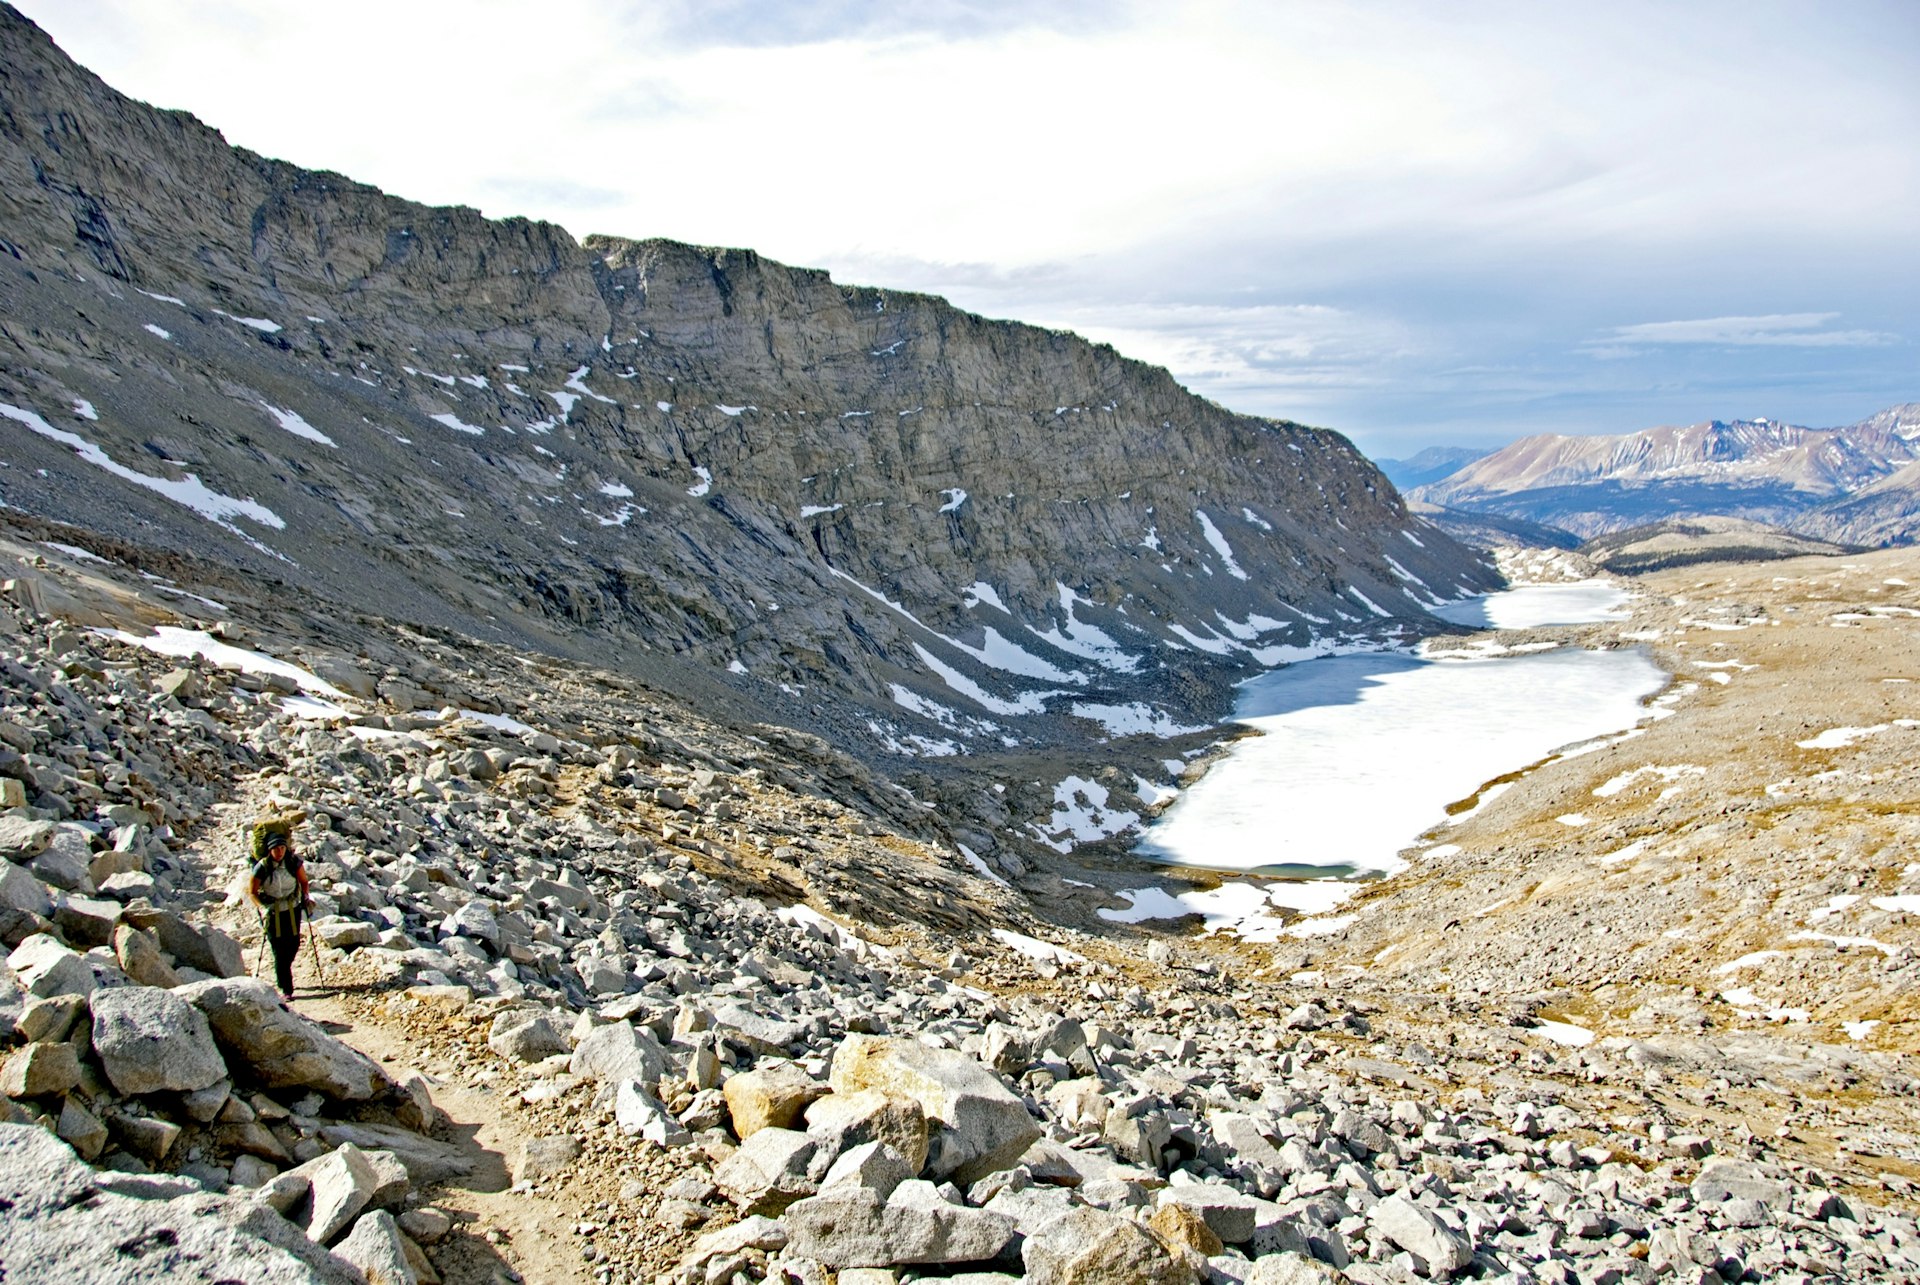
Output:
303 910 329 990
250 908 270 981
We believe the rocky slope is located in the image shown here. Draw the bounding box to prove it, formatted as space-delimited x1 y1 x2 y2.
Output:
0 4 1491 816
1412 408 1920 544
4 531 1920 1285
1579 517 1860 576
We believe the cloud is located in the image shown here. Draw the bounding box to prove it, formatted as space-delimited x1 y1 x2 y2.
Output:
641 0 1130 48
476 178 630 213
1590 314 1900 350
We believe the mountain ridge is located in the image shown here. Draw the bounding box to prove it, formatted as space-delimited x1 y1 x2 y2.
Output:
1412 405 1920 542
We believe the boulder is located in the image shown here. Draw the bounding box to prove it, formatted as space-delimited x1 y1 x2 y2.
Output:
179 977 390 1100
1245 1253 1351 1283
487 1010 569 1063
568 1019 664 1085
1367 1195 1472 1276
0 1122 351 1283
1022 1205 1195 1284
317 1122 475 1186
88 984 226 1096
113 923 181 988
1147 1203 1222 1258
805 1088 931 1174
1 1040 82 1098
295 1142 381 1243
615 1081 691 1146
713 1126 821 1215
830 1034 1040 1184
724 1061 830 1139
29 828 95 894
121 907 246 978
1158 1184 1261 1245
0 816 54 861
711 1003 806 1056
0 861 51 918
7 934 96 998
332 1208 417 1285
820 1140 915 1200
1692 1158 1791 1206
55 1095 107 1160
781 1185 1018 1268
516 1134 582 1182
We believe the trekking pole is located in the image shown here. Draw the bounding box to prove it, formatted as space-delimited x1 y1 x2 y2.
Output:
250 908 270 981
304 910 329 989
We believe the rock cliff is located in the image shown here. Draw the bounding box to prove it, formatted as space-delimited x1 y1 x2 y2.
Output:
0 4 1490 794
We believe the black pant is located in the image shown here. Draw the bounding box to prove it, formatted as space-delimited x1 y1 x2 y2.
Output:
266 907 301 996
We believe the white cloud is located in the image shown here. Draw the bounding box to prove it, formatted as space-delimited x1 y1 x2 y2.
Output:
1593 314 1898 349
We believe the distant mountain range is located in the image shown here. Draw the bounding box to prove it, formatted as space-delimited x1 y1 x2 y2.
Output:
1375 446 1492 490
1406 404 1920 545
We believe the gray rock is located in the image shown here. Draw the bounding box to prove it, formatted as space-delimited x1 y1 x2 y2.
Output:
0 1122 354 1283
569 1018 665 1085
0 860 51 918
317 1122 476 1185
1159 1183 1261 1244
615 1080 691 1145
1022 1204 1195 1284
7 934 96 998
88 984 227 1096
830 1033 1041 1184
295 1141 382 1243
333 1207 418 1284
804 1088 931 1174
56 1095 107 1159
781 1185 1017 1268
112 923 181 988
713 1126 820 1215
0 1039 81 1097
712 1002 806 1055
0 816 54 861
1691 1158 1790 1206
820 1140 914 1199
180 977 391 1100
487 1009 569 1062
517 1133 582 1181
1244 1252 1349 1284
1367 1194 1472 1276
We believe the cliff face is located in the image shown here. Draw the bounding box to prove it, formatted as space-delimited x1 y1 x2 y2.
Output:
0 6 1492 781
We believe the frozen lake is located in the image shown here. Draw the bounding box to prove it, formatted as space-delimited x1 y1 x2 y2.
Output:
1428 580 1631 629
1130 585 1664 881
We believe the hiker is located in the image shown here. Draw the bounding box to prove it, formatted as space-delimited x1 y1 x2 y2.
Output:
248 821 311 997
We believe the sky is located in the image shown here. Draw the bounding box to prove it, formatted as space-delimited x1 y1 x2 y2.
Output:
21 0 1919 458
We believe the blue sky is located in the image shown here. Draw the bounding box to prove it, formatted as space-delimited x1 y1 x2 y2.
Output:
24 0 1918 457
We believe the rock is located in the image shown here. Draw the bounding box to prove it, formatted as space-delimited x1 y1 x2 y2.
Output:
725 1061 830 1139
1103 1106 1173 1170
0 1039 81 1097
804 1088 931 1174
712 1003 807 1056
680 1215 790 1275
830 1034 1041 1184
121 907 244 978
1148 1203 1223 1257
1159 1184 1260 1245
316 1122 476 1186
439 900 499 952
110 1111 182 1163
232 1154 281 1188
29 828 95 894
0 860 51 918
615 1081 691 1145
398 1206 452 1244
1244 1252 1350 1283
51 895 119 947
781 1186 1018 1268
517 1133 582 1181
182 978 391 1100
297 1141 382 1243
0 816 54 861
0 1122 352 1283
17 993 85 1043
713 1126 821 1215
1367 1194 1472 1276
7 933 96 997
334 1208 418 1285
568 1019 665 1085
55 1095 107 1160
820 1140 914 1199
487 1009 569 1062
1022 1205 1196 1284
88 984 226 1096
112 923 180 988
1691 1157 1790 1206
